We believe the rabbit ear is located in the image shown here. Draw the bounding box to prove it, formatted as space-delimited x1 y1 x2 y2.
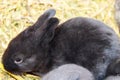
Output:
35 17 59 46
33 9 56 30
44 9 56 18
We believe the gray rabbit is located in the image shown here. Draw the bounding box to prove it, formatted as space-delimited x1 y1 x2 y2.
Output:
42 64 120 80
42 64 94 80
2 9 120 80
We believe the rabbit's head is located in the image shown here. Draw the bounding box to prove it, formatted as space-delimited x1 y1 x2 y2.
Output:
2 9 59 76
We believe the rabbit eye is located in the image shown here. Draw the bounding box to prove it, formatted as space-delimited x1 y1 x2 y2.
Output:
14 58 23 64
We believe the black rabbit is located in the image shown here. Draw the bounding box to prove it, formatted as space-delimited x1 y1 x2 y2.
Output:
42 64 94 80
2 9 120 80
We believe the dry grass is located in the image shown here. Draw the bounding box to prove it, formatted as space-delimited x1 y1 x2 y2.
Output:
0 0 118 80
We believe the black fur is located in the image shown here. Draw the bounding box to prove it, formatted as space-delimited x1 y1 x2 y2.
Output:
106 58 120 77
2 9 120 80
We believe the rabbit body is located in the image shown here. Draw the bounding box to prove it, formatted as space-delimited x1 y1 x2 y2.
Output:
47 17 120 80
2 9 120 80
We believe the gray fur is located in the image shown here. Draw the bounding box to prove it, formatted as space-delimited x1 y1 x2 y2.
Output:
42 64 94 80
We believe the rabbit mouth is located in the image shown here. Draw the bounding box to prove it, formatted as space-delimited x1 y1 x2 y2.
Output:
10 69 34 76
26 72 38 76
12 71 26 76
26 71 44 77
